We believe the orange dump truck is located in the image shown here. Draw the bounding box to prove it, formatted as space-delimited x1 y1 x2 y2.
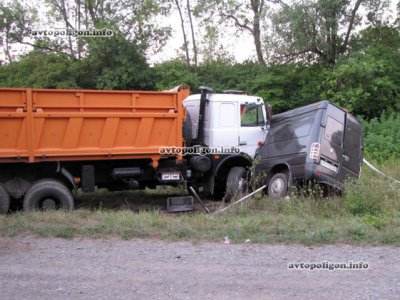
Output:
0 86 270 213
0 87 190 212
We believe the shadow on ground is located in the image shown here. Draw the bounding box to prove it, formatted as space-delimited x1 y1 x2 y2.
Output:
74 187 223 213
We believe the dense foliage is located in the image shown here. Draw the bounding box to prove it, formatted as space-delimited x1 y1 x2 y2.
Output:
0 0 399 160
363 112 400 162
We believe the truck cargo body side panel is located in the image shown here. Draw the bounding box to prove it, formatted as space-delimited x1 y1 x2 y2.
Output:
0 88 189 163
0 89 29 160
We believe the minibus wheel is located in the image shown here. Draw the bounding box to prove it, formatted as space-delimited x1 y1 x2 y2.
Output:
268 173 288 198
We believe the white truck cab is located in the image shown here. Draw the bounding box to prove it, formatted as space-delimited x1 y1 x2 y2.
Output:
183 91 269 157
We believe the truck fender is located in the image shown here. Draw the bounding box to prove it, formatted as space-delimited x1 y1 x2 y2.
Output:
56 163 77 190
213 153 253 177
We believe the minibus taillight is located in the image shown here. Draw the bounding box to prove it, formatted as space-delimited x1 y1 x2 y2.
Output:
310 143 320 160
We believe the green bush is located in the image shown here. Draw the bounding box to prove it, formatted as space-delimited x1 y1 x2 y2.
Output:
343 179 383 216
363 112 400 162
343 160 400 217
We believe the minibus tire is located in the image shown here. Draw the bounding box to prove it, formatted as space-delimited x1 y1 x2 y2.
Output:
268 173 288 198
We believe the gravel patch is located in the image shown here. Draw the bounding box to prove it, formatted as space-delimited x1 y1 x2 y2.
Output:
0 237 399 299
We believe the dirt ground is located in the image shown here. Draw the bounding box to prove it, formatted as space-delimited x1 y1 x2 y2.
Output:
0 237 399 300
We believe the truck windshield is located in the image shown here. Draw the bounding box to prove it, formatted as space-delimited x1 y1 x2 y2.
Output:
241 104 265 126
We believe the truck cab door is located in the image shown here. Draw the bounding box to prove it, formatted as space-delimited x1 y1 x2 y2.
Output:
208 101 239 148
238 102 268 157
339 114 363 181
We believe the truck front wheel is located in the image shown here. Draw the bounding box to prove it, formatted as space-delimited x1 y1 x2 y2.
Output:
225 167 247 201
0 184 10 214
268 173 288 198
23 179 74 212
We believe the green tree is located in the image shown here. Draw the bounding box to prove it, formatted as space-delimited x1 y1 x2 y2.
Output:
196 0 268 64
0 32 156 90
269 0 390 64
351 25 400 52
0 1 37 63
321 46 400 118
0 50 77 88
82 32 156 90
153 59 200 90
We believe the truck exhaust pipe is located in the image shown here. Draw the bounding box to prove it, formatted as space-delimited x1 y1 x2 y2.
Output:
197 86 213 145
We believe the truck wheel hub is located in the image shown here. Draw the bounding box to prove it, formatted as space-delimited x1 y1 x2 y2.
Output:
42 198 56 210
238 178 245 190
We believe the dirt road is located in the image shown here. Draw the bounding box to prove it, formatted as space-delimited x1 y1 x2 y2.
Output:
0 237 399 299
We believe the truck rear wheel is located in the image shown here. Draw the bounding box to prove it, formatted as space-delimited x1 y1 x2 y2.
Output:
268 173 288 198
225 167 247 201
23 179 74 212
0 184 10 214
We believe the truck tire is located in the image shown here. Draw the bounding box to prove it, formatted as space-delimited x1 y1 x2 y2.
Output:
0 184 10 214
183 112 192 146
224 167 247 202
268 173 288 198
23 179 74 212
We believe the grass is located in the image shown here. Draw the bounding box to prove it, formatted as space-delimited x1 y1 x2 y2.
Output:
1 207 399 245
0 159 399 246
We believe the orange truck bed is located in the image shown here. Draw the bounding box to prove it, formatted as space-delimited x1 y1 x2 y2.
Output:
0 87 190 165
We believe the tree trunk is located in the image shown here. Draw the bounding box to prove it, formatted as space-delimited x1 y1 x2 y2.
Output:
59 0 75 58
175 0 190 69
76 0 82 60
186 0 198 70
342 0 362 54
86 0 98 26
5 29 12 63
253 18 265 64
251 0 265 65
